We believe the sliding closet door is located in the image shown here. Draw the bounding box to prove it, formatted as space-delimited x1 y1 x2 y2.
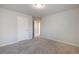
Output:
17 15 33 41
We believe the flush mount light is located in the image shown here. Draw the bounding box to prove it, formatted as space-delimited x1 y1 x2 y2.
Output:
33 4 45 8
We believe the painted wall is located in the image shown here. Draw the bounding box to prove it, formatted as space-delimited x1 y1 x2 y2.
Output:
17 14 33 41
0 8 33 46
41 8 79 46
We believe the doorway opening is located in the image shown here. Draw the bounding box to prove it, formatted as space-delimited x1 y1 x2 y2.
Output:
33 17 41 38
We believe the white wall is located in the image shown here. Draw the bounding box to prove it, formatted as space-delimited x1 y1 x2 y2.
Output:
17 14 33 41
41 8 79 47
0 8 33 46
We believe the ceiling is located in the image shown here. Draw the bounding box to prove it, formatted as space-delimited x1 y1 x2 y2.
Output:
0 4 79 17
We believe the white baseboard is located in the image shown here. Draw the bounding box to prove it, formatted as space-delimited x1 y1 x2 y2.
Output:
52 39 79 47
0 41 19 47
0 39 32 47
41 36 79 47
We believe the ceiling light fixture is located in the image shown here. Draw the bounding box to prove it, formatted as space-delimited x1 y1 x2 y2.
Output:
33 4 45 8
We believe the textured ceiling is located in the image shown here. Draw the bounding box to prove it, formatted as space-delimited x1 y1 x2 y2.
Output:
0 4 79 17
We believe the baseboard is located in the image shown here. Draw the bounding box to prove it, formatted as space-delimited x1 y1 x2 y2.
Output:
41 37 79 47
0 41 19 47
0 39 32 47
52 39 79 47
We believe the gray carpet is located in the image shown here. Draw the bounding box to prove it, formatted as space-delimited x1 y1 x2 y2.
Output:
0 38 79 54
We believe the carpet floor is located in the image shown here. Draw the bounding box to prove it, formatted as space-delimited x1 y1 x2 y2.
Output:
0 37 79 54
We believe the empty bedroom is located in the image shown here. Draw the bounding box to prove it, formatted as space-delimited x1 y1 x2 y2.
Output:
0 4 79 54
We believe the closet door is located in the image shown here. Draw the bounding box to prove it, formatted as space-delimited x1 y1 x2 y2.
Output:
17 15 32 41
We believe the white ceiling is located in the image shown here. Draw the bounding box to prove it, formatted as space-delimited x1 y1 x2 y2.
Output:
0 4 79 17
